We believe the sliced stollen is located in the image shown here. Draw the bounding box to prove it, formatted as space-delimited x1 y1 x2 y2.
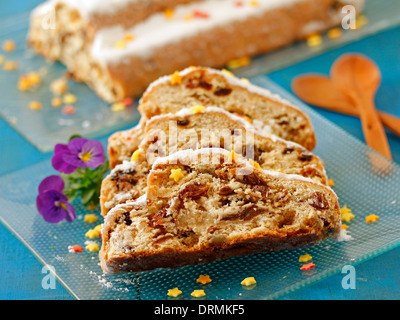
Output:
100 148 340 274
108 66 317 168
100 106 327 216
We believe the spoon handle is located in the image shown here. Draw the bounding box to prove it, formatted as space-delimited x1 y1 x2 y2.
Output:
378 111 400 138
354 93 392 160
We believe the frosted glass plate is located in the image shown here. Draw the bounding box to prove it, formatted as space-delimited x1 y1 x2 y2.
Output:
0 0 399 152
1 75 399 300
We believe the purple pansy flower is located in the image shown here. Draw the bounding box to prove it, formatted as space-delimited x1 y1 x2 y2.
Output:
52 138 105 174
36 175 76 223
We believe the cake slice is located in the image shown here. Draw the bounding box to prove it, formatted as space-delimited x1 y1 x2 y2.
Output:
29 0 364 102
100 148 340 274
108 66 317 168
100 106 327 216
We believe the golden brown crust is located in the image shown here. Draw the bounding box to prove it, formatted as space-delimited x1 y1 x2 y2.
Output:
100 230 321 273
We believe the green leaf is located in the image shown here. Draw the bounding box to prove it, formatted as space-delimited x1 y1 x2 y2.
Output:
81 188 95 205
69 134 83 141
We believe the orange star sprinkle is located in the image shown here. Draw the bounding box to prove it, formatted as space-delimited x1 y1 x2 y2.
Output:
366 214 380 223
170 71 183 85
300 263 315 271
197 275 212 285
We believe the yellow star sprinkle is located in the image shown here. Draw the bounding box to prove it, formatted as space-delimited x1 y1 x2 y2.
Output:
241 277 256 286
85 243 99 252
2 40 16 52
355 15 368 29
51 97 63 107
170 71 183 85
249 1 259 6
164 8 175 19
221 68 235 77
27 72 41 86
84 214 98 223
114 40 126 49
167 287 182 297
366 214 380 223
123 34 135 42
190 105 205 114
29 101 42 110
299 254 312 263
18 77 31 91
63 93 77 104
94 224 102 232
197 275 212 285
183 13 194 21
226 150 240 163
328 179 335 187
191 290 206 298
341 206 355 222
341 224 349 230
3 61 18 71
131 149 140 162
111 102 126 112
85 229 100 239
306 33 322 47
169 168 185 182
248 159 261 169
226 56 251 70
327 28 343 40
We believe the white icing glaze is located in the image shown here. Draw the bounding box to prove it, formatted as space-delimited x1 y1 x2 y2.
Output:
32 0 146 20
91 0 304 64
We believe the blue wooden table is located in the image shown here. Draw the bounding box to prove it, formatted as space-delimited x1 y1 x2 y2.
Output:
1 1 400 300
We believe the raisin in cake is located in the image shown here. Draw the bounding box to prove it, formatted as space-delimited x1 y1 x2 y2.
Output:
108 66 317 168
100 106 328 216
100 148 340 274
28 0 364 102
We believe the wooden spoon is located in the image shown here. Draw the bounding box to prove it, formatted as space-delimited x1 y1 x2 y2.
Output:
292 75 400 137
330 54 392 159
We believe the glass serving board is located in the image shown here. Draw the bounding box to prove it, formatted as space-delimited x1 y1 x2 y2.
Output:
1 75 399 300
0 0 400 153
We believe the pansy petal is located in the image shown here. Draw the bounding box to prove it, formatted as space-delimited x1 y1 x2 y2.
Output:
38 175 64 194
67 138 88 154
64 202 76 222
52 150 77 174
62 152 86 168
82 140 105 168
36 190 66 223
44 205 66 224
